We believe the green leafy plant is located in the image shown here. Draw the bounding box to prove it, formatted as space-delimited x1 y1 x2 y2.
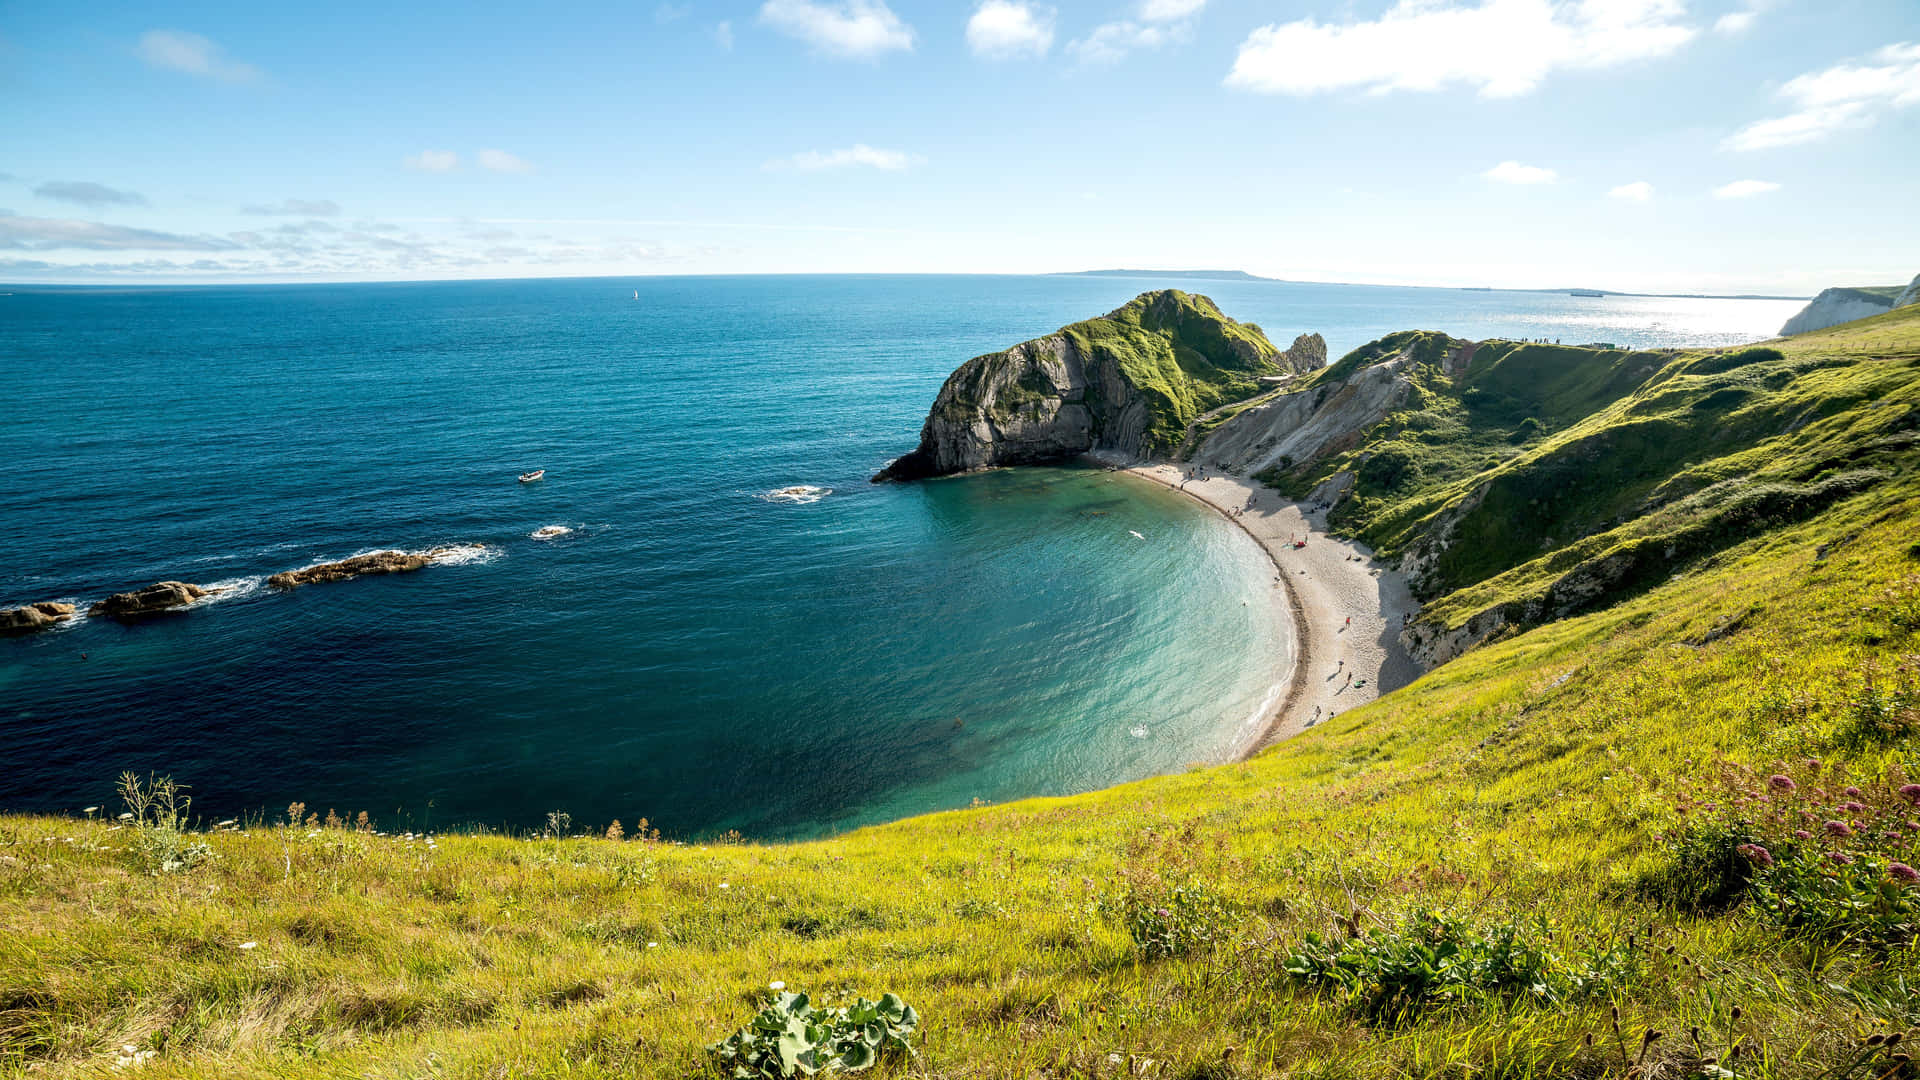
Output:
707 990 918 1078
116 771 212 875
1281 910 1636 1020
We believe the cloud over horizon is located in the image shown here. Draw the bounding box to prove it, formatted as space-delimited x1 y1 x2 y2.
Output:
1714 179 1781 198
242 199 342 216
34 181 148 208
478 149 535 173
758 0 914 58
1484 160 1557 184
764 144 921 171
137 30 262 83
406 150 460 172
1723 41 1920 151
1227 0 1696 98
0 211 239 252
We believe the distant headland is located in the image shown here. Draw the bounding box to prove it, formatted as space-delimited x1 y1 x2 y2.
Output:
1054 268 1809 302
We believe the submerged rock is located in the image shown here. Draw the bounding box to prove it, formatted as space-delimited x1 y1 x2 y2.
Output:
875 290 1283 481
268 548 470 589
89 582 211 620
0 601 77 636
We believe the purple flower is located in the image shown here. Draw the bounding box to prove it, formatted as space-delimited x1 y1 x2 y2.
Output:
1844 786 1863 798
1156 908 1172 918
1840 801 1867 814
1793 829 1813 840
1824 820 1854 837
1900 784 1920 806
1769 775 1797 793
1828 852 1854 866
1736 844 1775 868
1890 863 1919 885
1805 758 1822 771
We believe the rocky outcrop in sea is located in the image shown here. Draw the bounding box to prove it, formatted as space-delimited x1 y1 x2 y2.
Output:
1 602 76 636
268 548 467 589
89 582 213 620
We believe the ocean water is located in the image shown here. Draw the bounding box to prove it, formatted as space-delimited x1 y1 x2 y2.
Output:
0 275 1800 836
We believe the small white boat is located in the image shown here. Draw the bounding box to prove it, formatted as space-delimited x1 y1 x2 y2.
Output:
518 470 545 483
633 290 639 301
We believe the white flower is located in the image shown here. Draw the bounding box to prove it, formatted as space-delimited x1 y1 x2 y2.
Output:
646 941 659 948
83 806 100 814
769 981 786 990
238 941 257 950
718 882 730 890
117 813 133 820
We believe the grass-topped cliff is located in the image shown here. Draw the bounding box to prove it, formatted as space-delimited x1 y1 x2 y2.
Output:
876 290 1277 479
7 308 1920 1080
1221 308 1920 663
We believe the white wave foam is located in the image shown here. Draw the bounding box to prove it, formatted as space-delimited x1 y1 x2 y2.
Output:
530 525 574 540
424 543 498 567
195 576 265 606
1129 725 1150 739
760 485 831 505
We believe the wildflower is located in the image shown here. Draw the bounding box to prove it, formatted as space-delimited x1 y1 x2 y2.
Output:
1768 775 1796 792
238 941 258 950
1793 829 1813 840
83 805 100 814
718 882 730 890
1844 786 1863 798
1840 801 1867 814
1900 784 1920 806
1156 908 1173 918
1824 820 1854 837
646 942 659 949
1890 863 1919 885
1828 852 1854 866
1736 844 1775 868
118 813 133 821
769 981 786 991
1804 758 1821 771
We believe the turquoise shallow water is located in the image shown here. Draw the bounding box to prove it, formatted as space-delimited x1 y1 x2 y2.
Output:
0 275 1798 836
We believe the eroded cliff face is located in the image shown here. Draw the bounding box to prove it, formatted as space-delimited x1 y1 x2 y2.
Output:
1780 287 1896 335
875 291 1283 481
1896 273 1920 310
1190 335 1461 477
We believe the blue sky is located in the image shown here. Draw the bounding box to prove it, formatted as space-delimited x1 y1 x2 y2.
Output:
2 0 1915 292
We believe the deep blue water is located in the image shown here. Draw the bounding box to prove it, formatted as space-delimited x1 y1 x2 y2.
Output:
0 275 1799 836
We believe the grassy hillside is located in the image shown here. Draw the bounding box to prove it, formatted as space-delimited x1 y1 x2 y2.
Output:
6 311 1920 1080
1263 308 1920 646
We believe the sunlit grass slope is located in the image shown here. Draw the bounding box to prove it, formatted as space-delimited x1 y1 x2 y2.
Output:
4 311 1920 1080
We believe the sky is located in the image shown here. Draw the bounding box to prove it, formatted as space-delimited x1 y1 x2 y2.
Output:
1 0 1916 293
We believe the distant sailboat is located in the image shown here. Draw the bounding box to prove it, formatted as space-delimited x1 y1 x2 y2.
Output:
633 290 639 301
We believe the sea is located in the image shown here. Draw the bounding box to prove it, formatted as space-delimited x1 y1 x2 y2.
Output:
0 274 1803 837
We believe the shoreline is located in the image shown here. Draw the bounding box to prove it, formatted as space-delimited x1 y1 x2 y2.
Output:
1102 455 1425 757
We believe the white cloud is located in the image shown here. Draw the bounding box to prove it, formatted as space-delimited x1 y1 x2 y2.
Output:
967 1 1054 59
1484 160 1557 184
716 21 736 49
406 150 460 172
0 211 239 252
758 0 914 58
1724 42 1920 150
1226 0 1697 98
1608 180 1654 201
765 144 922 171
1713 179 1780 198
1068 20 1185 65
1140 0 1205 20
1714 11 1756 33
242 199 342 216
137 29 262 83
478 149 535 173
34 181 148 208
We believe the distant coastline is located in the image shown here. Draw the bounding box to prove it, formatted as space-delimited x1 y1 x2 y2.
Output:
1052 268 1809 302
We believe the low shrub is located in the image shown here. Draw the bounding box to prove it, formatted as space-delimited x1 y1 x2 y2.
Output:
116 772 212 875
1646 759 1920 950
707 991 917 1078
1280 909 1636 1020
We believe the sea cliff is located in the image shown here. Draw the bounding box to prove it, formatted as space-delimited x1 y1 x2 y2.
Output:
874 291 1282 481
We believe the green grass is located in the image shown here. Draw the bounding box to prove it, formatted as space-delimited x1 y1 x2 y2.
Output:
6 310 1920 1080
1058 291 1278 456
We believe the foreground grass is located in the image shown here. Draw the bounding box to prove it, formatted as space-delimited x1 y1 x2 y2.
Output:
6 315 1920 1079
